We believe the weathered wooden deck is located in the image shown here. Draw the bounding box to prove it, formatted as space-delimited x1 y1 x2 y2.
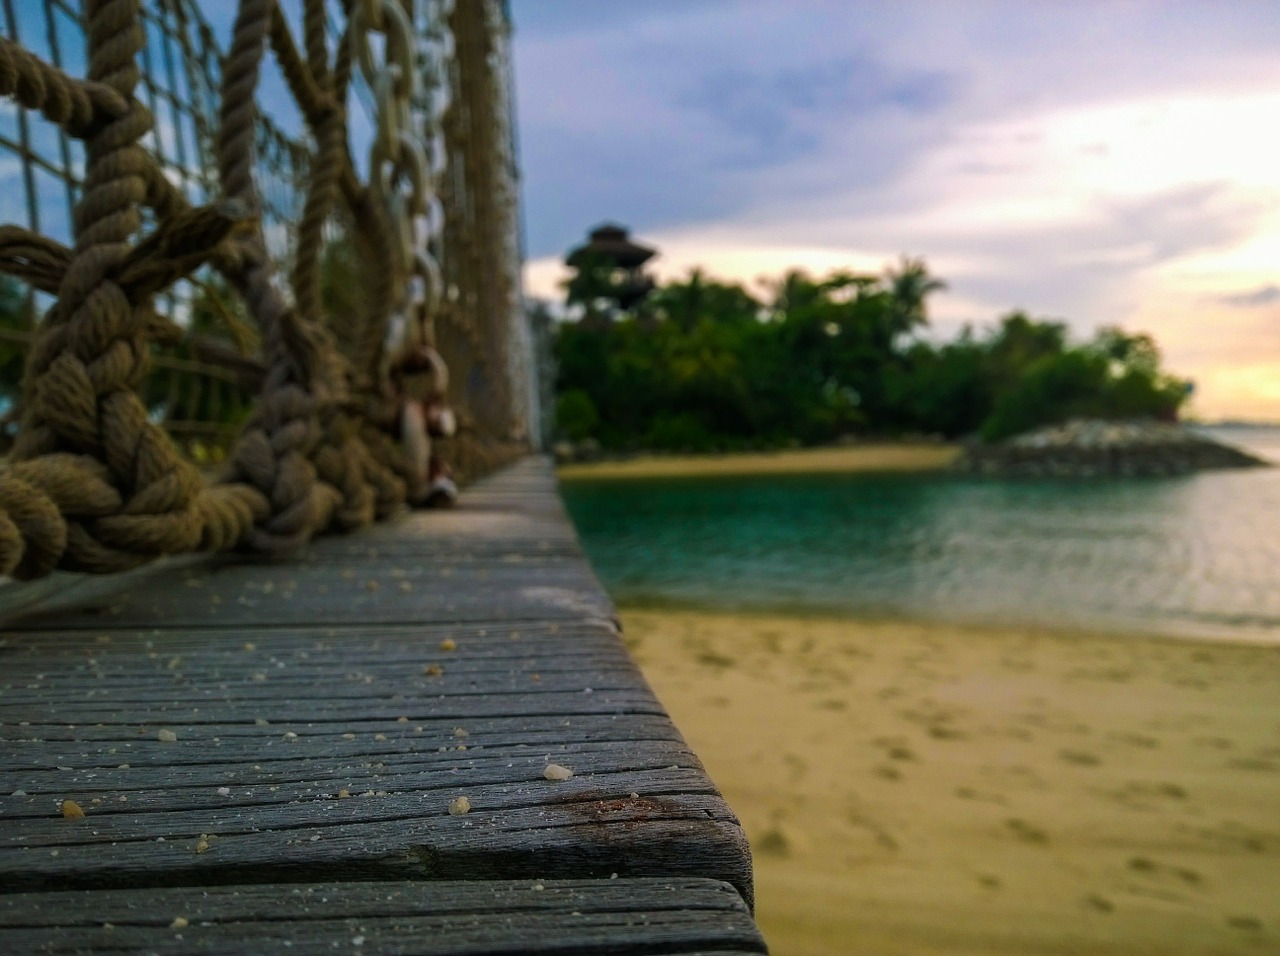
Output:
0 457 764 954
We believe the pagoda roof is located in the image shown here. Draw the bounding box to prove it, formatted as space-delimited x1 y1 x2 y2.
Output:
566 222 656 268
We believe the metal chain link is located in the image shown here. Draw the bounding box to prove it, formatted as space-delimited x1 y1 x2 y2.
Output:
414 0 454 325
351 0 457 498
352 0 451 351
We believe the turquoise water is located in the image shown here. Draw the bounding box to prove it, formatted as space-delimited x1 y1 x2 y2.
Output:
561 426 1280 643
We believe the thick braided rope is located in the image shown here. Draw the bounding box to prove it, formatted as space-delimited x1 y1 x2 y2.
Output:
218 0 362 552
265 0 418 530
266 5 393 392
328 18 397 388
1 199 250 300
291 0 341 356
4 0 214 576
0 227 70 294
297 124 379 531
302 0 328 100
0 0 458 577
0 216 269 572
276 0 391 532
267 3 333 133
139 0 397 538
0 36 128 137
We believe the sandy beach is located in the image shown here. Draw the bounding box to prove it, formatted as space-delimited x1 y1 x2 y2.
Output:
557 443 959 481
622 608 1280 955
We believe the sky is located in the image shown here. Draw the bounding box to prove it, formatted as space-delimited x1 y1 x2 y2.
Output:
510 0 1280 422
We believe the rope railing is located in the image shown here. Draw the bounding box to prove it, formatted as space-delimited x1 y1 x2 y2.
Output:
0 0 531 581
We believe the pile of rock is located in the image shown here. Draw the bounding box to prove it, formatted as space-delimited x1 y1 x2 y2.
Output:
953 419 1270 478
552 438 602 464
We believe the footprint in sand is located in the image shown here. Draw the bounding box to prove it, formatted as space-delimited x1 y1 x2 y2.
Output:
1194 735 1234 751
1226 915 1264 933
1000 727 1034 743
755 826 791 858
1226 756 1279 773
872 735 918 762
1104 780 1190 812
1127 856 1203 886
955 786 1007 805
695 650 735 669
896 706 962 742
1005 818 1050 844
980 764 1046 790
1189 821 1269 854
1083 894 1115 913
846 808 898 851
1059 748 1102 767
1109 731 1160 749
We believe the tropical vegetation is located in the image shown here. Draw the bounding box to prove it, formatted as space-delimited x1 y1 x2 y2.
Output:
553 258 1191 451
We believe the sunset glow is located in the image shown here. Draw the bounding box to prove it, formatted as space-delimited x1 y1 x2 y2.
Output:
514 1 1280 420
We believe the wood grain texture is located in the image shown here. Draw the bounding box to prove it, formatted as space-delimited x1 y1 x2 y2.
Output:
0 458 761 952
0 878 767 954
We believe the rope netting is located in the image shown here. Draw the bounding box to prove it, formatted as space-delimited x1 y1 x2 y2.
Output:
0 0 532 580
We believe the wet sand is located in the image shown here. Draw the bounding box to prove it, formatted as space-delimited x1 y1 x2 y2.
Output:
622 608 1280 955
557 443 959 481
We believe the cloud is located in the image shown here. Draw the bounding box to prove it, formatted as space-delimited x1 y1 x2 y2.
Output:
1216 284 1280 308
677 56 952 169
512 1 1280 417
512 2 977 257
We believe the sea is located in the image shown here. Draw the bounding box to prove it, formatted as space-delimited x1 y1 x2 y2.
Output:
560 425 1280 644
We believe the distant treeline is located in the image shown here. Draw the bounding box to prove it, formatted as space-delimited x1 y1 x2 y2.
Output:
552 261 1191 451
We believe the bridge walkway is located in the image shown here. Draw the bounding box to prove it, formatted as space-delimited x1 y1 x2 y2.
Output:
0 457 764 954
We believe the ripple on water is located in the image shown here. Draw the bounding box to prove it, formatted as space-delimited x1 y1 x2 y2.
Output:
563 433 1280 645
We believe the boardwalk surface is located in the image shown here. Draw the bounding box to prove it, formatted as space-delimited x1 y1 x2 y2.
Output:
0 457 764 954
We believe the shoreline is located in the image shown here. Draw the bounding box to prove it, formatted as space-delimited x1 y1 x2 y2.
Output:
612 595 1280 650
623 605 1280 955
556 442 960 480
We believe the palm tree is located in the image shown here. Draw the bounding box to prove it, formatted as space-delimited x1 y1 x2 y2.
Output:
885 255 947 341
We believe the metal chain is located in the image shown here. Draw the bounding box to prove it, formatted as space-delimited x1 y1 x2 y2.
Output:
351 0 457 500
414 0 453 328
352 0 450 354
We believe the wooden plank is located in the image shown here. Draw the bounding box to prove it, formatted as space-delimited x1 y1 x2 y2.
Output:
0 457 590 630
2 559 616 631
0 457 758 918
0 878 767 954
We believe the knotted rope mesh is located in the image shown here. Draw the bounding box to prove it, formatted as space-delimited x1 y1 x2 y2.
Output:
0 0 531 580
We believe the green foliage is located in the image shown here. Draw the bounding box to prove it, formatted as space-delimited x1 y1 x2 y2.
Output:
556 388 599 442
0 275 36 448
644 411 714 451
551 256 1191 449
979 326 1189 441
0 274 35 409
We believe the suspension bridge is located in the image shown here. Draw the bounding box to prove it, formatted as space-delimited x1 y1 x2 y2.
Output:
0 2 763 951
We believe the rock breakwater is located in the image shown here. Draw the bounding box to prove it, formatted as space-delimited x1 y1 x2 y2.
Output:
953 419 1270 478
